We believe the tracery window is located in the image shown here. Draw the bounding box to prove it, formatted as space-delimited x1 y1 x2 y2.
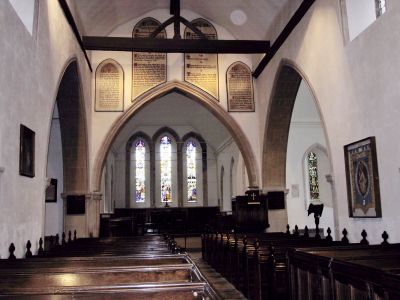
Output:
186 141 197 202
375 0 386 18
307 152 320 201
160 136 172 202
135 140 146 202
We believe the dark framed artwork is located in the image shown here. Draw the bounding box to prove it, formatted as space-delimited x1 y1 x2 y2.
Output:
45 178 58 203
19 124 35 178
344 136 382 218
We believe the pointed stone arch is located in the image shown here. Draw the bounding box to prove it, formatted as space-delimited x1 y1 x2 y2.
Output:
262 59 336 232
92 80 259 192
46 58 90 236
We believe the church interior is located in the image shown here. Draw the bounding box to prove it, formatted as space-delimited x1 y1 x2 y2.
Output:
1 0 400 298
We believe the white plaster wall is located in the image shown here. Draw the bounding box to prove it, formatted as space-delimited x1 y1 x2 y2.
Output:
216 139 243 212
90 8 262 192
256 0 400 244
0 1 91 258
45 107 64 237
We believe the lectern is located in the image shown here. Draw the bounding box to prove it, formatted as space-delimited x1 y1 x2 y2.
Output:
232 190 268 233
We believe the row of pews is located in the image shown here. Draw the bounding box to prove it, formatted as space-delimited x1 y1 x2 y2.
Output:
0 234 219 299
202 225 397 300
289 243 400 299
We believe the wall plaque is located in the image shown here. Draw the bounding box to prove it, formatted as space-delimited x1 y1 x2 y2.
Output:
132 18 167 100
66 195 86 215
227 62 255 112
184 18 219 100
95 59 124 112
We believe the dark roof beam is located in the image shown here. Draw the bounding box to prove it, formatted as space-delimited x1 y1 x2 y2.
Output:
82 36 270 54
253 0 315 78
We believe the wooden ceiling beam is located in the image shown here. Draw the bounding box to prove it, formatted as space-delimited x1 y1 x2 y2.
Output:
58 0 92 72
253 0 315 78
82 37 270 54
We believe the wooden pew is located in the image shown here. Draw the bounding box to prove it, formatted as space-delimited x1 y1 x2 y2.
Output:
201 226 359 300
1 235 219 299
288 241 400 300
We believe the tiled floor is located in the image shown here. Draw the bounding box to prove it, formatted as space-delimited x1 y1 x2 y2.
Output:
189 251 247 300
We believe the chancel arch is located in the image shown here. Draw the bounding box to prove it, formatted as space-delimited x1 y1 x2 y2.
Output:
93 81 259 194
262 61 337 233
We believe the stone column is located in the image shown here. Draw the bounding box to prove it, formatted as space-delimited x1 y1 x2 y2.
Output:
262 187 289 232
62 192 102 238
86 192 102 238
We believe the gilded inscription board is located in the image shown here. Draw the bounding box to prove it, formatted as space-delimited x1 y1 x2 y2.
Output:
95 59 124 112
227 62 255 112
132 18 167 100
184 18 219 100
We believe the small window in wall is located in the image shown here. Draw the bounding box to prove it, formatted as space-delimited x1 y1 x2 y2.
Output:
9 0 37 35
135 140 146 202
186 141 197 202
344 0 387 41
160 136 172 202
375 0 386 18
307 152 320 201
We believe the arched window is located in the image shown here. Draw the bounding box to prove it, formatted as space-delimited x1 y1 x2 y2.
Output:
135 140 146 202
307 152 320 201
160 136 172 202
186 141 197 202
220 166 225 209
230 158 235 200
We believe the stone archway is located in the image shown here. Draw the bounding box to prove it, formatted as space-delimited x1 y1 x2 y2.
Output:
56 61 89 193
262 64 302 192
262 61 332 232
92 80 260 193
48 59 90 237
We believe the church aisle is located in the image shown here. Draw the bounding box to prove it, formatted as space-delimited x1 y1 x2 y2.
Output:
189 251 247 300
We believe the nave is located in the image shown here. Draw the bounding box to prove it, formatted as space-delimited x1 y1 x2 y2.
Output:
2 225 400 299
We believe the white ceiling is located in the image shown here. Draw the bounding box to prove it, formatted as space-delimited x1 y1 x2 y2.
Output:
71 0 292 40
112 92 231 151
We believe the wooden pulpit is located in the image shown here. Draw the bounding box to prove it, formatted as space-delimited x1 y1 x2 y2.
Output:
232 190 268 233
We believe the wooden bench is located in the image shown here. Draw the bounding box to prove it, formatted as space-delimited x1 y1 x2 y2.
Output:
201 226 392 300
1 235 219 299
288 242 400 300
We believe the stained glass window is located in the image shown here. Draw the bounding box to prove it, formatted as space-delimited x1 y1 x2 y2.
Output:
186 141 197 202
375 0 386 18
308 152 320 201
160 136 172 202
135 140 146 202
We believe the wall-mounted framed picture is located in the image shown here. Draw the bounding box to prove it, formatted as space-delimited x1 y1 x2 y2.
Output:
344 136 382 218
45 178 58 203
19 124 35 178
